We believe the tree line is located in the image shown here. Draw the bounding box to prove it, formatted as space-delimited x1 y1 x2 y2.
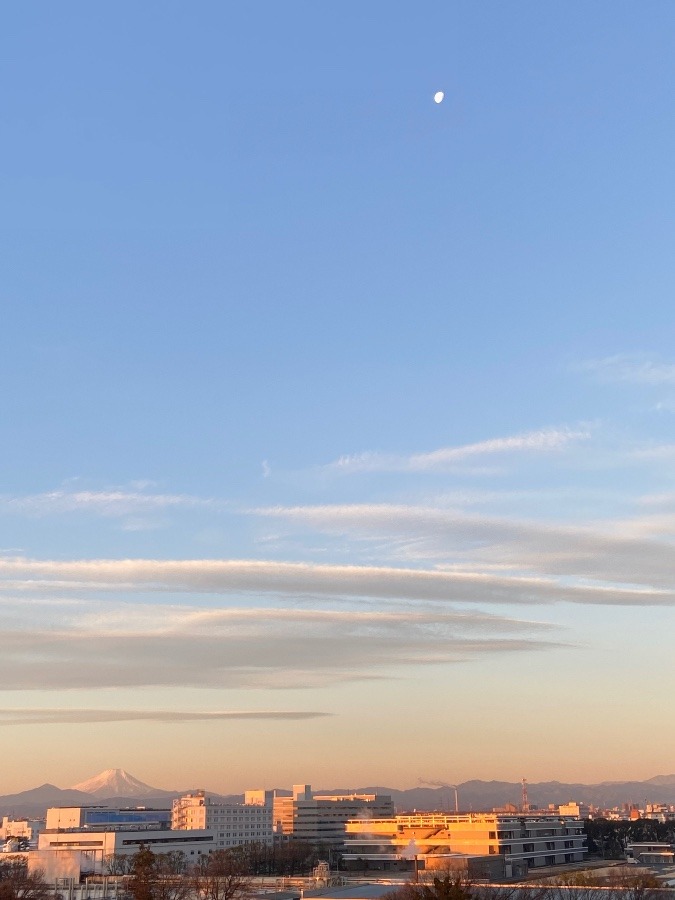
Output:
0 843 312 900
584 818 675 860
104 840 322 878
384 872 667 900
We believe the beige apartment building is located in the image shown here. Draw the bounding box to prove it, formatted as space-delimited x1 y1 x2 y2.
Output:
1 816 42 842
343 812 587 874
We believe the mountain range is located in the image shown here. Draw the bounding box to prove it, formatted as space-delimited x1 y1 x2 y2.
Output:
2 768 675 818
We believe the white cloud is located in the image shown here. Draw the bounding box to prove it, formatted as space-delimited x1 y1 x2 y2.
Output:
0 604 559 691
1 489 215 518
327 427 589 474
631 444 675 461
0 553 671 605
255 503 675 594
577 354 675 385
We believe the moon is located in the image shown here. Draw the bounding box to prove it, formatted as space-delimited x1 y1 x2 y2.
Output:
434 91 444 104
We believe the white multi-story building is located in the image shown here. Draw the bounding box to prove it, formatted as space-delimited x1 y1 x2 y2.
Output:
272 784 395 848
171 791 273 850
32 804 219 883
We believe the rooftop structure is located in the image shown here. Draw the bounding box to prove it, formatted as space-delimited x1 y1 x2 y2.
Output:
44 806 171 832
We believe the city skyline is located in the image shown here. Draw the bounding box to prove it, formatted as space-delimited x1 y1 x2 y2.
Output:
2 2 675 794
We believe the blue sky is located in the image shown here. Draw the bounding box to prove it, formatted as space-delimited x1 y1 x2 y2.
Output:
1 2 675 794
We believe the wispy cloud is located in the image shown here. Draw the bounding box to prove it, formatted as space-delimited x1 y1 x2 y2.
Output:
577 354 675 385
631 443 675 460
0 601 560 691
0 554 671 605
0 708 331 725
327 427 589 474
256 503 675 594
1 489 216 518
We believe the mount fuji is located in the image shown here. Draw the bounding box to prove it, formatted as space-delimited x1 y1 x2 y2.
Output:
71 768 166 798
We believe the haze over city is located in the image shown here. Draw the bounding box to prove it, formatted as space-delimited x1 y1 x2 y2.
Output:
2 2 675 795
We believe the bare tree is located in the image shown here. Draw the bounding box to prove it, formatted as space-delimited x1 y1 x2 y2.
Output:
104 854 133 876
156 854 188 877
192 850 253 900
606 869 661 900
0 861 52 900
385 876 475 900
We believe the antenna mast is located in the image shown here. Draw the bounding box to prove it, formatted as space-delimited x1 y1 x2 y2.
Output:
521 778 530 813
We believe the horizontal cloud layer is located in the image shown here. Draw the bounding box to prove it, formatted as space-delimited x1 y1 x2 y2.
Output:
0 708 330 725
257 504 675 594
1 489 215 518
0 587 559 690
0 555 668 604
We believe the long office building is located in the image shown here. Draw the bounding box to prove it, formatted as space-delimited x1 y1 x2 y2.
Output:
343 812 587 875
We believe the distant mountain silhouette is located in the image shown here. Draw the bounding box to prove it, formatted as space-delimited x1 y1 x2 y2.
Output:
310 778 675 813
3 772 675 819
645 774 675 786
0 784 97 817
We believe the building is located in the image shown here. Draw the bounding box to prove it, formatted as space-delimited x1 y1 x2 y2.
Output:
557 803 590 818
272 785 395 850
0 816 42 843
343 813 587 874
44 806 171 831
37 827 216 859
625 842 675 865
33 803 219 883
171 791 273 849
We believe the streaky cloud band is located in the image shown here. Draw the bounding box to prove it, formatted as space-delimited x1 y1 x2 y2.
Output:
326 426 589 473
0 708 332 725
0 556 667 605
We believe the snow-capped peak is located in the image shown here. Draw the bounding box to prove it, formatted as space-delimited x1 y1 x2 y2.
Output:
71 768 159 798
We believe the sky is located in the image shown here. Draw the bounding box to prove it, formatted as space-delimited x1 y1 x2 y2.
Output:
1 1 675 796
